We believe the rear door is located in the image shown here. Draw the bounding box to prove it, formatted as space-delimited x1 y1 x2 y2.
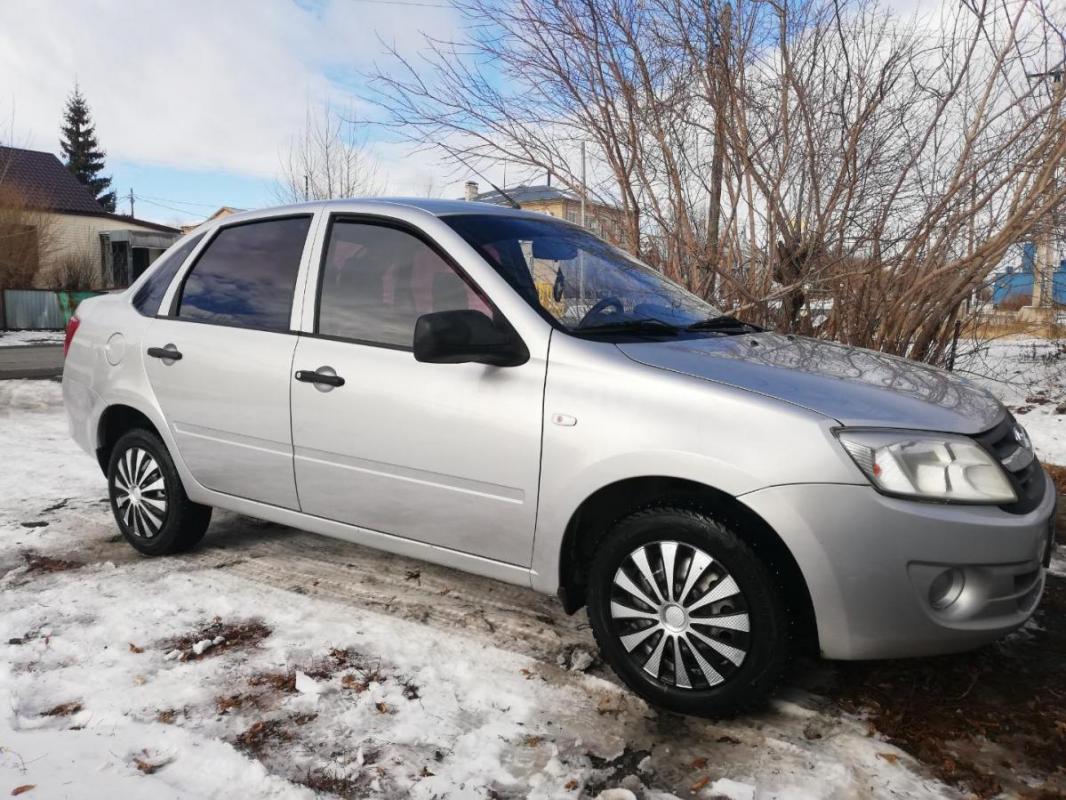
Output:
289 216 547 565
144 214 315 509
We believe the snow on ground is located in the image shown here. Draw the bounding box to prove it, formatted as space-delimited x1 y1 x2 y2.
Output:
955 337 1066 465
0 380 954 798
0 330 65 348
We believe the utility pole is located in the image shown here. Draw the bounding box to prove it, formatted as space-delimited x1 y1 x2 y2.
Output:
580 141 587 228
707 3 731 289
128 188 135 218
1025 65 1064 315
304 174 309 201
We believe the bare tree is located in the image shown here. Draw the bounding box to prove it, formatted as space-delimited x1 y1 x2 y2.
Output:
0 139 56 290
367 0 1066 363
275 102 387 203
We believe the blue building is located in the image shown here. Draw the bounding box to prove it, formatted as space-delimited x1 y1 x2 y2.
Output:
992 242 1066 306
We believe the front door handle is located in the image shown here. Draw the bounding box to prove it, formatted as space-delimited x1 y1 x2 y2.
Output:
147 346 182 361
295 368 345 388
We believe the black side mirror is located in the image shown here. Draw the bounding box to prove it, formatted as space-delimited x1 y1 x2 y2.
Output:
413 310 529 367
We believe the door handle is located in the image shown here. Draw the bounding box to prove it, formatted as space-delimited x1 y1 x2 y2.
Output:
295 369 345 388
147 346 182 361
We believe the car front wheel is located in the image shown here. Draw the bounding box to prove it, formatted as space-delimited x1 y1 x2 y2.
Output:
587 506 788 716
107 429 211 556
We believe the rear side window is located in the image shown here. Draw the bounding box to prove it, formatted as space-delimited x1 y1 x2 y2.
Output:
177 216 311 332
317 220 492 348
132 233 204 316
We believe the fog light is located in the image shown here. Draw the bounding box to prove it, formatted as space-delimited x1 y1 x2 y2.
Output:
929 568 965 610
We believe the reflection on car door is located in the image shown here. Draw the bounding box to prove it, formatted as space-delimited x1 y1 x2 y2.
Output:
290 219 546 565
144 215 313 509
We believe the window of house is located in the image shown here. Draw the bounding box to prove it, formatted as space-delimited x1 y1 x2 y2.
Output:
566 209 578 223
317 220 493 348
132 233 204 316
176 216 311 332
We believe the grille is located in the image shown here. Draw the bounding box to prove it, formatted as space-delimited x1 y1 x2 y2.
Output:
973 414 1046 515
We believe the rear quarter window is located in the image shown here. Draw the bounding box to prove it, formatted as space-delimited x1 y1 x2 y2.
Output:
131 233 205 317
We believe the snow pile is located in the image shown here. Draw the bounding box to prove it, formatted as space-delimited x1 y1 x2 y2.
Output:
0 330 65 347
955 337 1066 465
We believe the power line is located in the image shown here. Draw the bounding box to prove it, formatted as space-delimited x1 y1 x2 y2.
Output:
133 192 219 209
133 196 206 217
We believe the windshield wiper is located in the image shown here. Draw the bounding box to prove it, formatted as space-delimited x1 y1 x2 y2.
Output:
686 315 762 334
576 318 681 336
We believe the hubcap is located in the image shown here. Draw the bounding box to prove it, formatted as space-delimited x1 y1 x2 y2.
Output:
610 541 750 690
113 447 167 539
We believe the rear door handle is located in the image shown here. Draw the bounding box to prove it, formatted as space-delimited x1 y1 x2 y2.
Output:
295 369 345 388
147 346 182 361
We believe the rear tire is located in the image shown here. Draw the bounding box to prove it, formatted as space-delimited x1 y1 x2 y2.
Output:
587 505 788 717
107 429 211 556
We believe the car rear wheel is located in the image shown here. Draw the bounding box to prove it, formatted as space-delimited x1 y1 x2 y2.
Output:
107 429 211 556
587 506 788 717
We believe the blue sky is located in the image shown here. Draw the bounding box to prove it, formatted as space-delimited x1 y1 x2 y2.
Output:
0 0 931 228
0 0 472 227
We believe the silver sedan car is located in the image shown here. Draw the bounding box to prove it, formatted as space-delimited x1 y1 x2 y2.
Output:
63 199 1057 716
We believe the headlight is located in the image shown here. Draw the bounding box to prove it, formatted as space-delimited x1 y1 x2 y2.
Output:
835 429 1017 504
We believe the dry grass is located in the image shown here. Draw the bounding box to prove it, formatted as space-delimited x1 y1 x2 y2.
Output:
829 577 1066 797
41 701 82 717
1045 463 1066 496
21 552 82 575
158 618 271 662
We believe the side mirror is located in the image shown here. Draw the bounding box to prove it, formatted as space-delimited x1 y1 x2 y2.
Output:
413 310 529 367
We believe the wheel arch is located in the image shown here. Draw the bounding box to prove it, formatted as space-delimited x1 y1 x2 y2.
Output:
95 403 165 474
556 476 818 652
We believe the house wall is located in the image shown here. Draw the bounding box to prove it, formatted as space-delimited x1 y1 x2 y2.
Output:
33 212 171 288
518 199 626 245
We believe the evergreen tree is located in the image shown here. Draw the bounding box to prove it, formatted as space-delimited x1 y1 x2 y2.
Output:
59 85 116 212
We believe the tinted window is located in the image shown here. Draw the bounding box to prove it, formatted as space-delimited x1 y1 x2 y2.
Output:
132 233 204 316
177 216 311 332
318 221 491 347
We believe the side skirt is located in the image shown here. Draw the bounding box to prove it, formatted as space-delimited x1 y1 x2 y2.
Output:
187 485 539 590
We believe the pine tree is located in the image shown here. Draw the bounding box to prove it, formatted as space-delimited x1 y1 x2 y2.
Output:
59 85 116 212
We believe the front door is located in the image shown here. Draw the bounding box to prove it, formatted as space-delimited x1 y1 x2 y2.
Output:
290 218 545 565
145 215 314 510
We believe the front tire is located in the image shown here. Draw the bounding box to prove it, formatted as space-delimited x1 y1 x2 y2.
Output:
587 506 788 717
107 429 211 556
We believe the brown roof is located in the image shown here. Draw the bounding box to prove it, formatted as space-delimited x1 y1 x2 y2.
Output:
0 146 178 234
0 145 105 214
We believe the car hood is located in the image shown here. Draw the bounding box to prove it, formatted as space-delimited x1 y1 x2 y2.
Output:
617 333 1004 434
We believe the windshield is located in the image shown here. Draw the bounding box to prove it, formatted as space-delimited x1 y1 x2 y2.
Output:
443 214 721 332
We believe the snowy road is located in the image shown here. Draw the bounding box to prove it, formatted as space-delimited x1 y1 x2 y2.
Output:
0 379 953 799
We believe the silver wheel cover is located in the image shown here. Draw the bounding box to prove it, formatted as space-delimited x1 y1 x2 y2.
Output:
113 446 168 539
610 541 749 689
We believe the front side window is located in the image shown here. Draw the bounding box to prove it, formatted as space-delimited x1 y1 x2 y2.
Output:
132 232 204 316
176 216 311 332
317 220 492 348
443 214 721 332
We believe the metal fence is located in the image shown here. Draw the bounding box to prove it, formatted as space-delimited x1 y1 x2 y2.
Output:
1 289 102 330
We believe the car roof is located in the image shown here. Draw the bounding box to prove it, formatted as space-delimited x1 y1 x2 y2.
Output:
212 197 547 228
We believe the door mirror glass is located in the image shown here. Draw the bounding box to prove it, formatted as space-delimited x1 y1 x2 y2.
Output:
413 310 528 367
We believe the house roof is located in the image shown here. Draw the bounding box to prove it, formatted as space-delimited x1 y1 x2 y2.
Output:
473 184 582 206
0 145 105 214
0 146 178 234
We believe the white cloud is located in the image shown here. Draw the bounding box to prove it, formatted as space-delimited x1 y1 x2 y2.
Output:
0 0 461 179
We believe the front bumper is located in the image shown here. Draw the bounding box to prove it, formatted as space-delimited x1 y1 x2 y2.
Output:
741 471 1056 660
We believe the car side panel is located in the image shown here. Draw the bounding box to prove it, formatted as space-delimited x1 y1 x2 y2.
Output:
530 333 860 594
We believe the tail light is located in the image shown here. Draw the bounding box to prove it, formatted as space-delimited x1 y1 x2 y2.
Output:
63 316 80 358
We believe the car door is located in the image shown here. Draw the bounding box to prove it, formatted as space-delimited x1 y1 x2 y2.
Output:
289 217 546 565
144 214 315 510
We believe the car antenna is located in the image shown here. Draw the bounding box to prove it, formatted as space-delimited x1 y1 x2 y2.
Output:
441 145 521 210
